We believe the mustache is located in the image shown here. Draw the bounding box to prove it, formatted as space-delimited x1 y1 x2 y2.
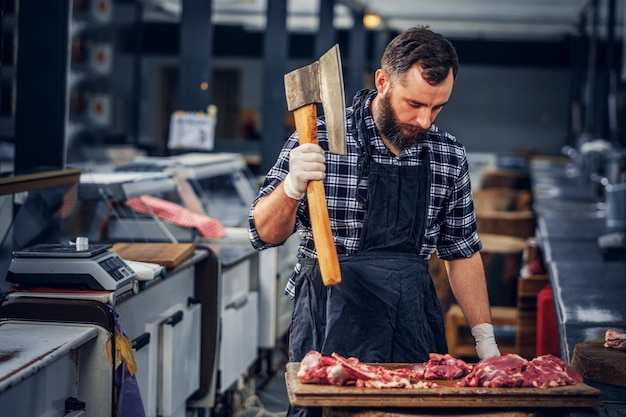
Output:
398 122 427 136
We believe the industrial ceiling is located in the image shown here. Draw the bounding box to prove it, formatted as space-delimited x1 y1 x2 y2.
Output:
147 0 624 41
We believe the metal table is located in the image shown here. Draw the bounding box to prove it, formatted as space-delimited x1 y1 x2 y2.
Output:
530 159 626 412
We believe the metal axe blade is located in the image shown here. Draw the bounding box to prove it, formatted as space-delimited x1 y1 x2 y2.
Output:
284 44 346 155
319 45 346 155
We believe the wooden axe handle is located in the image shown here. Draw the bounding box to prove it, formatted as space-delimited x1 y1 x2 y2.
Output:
293 103 341 286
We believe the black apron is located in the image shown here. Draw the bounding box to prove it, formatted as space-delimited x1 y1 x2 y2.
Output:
289 90 447 367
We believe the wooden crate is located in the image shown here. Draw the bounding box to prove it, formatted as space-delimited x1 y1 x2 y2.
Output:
481 168 531 190
473 188 533 212
476 211 536 240
480 234 527 307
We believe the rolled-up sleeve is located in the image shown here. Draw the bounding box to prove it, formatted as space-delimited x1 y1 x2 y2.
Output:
435 151 482 260
248 134 302 250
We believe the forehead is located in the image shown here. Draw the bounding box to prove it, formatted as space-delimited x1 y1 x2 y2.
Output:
392 66 454 101
397 65 454 86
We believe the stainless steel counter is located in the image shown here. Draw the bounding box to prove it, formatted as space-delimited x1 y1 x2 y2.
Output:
0 322 97 393
548 261 625 359
542 240 607 263
530 158 626 410
0 321 112 416
201 228 298 352
0 249 213 417
194 235 261 398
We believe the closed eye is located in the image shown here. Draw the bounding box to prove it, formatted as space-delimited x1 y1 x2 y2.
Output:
407 100 447 111
407 100 425 108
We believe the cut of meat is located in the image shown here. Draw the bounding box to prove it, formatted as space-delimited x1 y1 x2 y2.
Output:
605 329 626 350
421 353 473 380
523 354 583 388
295 351 439 389
331 352 437 388
295 351 472 389
297 351 337 384
401 353 473 380
457 354 527 387
457 353 583 388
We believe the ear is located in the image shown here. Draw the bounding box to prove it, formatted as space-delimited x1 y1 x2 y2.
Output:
374 69 389 94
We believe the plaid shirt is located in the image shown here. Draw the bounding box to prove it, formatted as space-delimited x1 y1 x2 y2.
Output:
248 92 481 298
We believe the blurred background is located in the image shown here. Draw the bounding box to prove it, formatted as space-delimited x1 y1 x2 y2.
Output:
0 0 624 175
0 2 625 417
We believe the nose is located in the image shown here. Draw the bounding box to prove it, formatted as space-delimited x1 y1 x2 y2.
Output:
415 108 432 130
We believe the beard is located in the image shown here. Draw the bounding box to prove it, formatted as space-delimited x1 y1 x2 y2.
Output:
373 92 429 149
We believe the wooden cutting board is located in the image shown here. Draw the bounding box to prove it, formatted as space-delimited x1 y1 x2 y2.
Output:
110 243 195 270
572 338 626 387
285 362 601 409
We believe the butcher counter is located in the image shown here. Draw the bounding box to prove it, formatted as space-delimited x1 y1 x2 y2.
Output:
284 361 602 417
530 157 626 416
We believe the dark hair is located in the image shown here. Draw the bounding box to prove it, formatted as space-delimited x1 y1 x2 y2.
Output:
381 26 459 85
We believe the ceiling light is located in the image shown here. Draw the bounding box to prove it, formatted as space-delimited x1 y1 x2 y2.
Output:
363 9 381 29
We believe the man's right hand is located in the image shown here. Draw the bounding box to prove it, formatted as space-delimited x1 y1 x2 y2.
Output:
284 144 326 200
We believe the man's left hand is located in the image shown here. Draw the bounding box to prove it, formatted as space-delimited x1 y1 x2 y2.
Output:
471 323 501 359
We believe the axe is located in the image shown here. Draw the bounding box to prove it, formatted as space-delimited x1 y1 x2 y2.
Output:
284 44 346 286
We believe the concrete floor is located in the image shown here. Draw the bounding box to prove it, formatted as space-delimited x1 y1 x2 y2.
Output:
235 369 289 417
228 344 290 417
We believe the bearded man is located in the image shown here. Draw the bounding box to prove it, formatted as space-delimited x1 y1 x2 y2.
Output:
249 26 500 417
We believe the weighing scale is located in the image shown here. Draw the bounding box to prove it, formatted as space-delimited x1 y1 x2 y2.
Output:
6 243 137 291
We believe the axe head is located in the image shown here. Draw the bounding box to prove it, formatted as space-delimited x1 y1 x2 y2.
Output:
284 45 347 155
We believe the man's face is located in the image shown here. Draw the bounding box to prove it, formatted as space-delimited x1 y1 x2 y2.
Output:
373 66 454 149
374 90 428 149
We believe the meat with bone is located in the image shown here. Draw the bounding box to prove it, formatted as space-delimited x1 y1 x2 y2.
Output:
457 353 583 388
331 352 432 388
604 329 626 350
295 351 475 389
296 351 438 388
296 350 336 385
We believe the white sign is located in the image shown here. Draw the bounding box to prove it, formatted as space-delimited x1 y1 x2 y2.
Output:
168 110 216 151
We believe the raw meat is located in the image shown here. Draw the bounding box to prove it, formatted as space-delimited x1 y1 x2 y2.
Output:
297 350 344 385
410 353 473 380
523 354 583 388
330 352 437 388
295 351 474 389
457 353 583 388
456 354 527 388
604 329 626 350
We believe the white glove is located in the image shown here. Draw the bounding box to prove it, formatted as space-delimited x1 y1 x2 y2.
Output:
283 144 326 200
471 323 501 360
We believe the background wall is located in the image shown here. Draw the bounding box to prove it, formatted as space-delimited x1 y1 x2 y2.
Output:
438 65 571 156
127 58 571 158
104 8 594 164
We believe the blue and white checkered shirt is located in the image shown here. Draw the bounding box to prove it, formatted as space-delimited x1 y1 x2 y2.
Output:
248 91 482 298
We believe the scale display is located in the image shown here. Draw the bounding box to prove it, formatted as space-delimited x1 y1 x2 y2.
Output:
7 243 136 291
